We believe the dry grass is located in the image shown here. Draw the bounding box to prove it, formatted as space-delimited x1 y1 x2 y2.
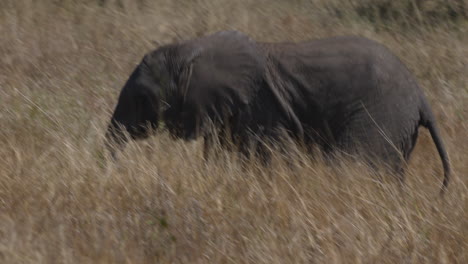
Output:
0 0 467 263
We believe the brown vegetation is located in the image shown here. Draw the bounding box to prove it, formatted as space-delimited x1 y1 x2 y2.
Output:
0 0 467 263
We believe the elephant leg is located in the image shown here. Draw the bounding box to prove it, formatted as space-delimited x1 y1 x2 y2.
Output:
203 134 213 161
393 130 418 196
255 140 273 166
202 121 235 162
402 127 419 164
394 127 420 182
254 128 300 168
202 129 229 162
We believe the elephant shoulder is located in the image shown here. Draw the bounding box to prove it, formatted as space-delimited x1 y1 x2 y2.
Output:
188 31 266 76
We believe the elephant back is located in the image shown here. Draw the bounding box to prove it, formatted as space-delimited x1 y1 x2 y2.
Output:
179 31 267 120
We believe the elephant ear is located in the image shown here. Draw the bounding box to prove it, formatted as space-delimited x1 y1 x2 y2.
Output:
179 31 266 120
178 60 193 103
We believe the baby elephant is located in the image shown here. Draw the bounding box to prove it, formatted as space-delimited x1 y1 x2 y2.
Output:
106 31 450 192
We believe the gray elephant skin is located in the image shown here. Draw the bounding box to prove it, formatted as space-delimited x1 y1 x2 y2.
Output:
105 31 450 191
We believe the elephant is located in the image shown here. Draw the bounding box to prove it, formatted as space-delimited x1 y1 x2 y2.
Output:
105 30 450 191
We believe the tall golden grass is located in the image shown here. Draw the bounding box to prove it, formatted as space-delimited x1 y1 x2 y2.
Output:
0 0 467 263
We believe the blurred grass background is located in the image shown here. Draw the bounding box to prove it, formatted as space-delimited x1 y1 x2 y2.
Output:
0 0 467 263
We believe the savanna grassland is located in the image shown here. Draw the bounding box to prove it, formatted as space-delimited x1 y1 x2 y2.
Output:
0 0 467 263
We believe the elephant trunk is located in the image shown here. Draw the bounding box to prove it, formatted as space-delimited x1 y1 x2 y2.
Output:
104 118 128 160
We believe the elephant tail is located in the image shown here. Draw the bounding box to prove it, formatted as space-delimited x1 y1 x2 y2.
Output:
420 100 451 194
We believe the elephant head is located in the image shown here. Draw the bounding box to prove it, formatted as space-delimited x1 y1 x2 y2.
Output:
105 31 266 157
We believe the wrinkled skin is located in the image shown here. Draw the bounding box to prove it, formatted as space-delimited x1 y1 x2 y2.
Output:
106 31 450 191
